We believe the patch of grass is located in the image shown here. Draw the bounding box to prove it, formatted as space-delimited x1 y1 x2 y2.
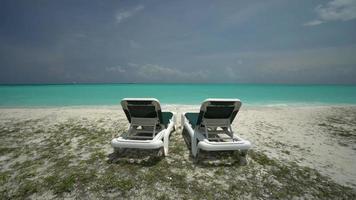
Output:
249 150 277 166
247 151 356 199
157 193 170 200
99 173 134 192
318 114 356 142
281 150 290 155
169 142 185 155
318 123 328 127
91 150 106 159
54 174 76 194
44 168 96 196
169 172 188 189
214 167 225 176
187 180 216 199
0 171 10 185
13 180 39 199
43 174 57 186
143 166 169 183
0 147 17 155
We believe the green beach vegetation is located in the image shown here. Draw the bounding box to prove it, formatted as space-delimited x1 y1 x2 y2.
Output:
0 108 356 199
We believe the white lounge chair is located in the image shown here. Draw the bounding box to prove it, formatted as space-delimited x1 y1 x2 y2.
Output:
181 98 251 159
111 98 176 156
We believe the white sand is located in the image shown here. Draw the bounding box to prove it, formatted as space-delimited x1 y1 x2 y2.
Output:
0 105 355 189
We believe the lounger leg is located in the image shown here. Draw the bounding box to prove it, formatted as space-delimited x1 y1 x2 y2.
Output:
181 127 191 150
163 129 169 156
172 125 176 132
192 136 198 157
170 124 175 139
193 148 200 164
204 124 209 139
152 125 156 138
239 150 248 165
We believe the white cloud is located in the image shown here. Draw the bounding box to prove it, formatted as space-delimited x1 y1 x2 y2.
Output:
194 45 356 74
129 40 142 49
105 66 126 73
304 0 356 26
224 66 239 79
115 5 144 24
134 64 209 82
137 64 181 77
137 64 189 79
105 63 209 82
303 20 324 26
222 2 274 28
251 45 356 73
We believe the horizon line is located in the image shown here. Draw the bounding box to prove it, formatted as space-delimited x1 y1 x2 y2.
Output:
1 82 356 86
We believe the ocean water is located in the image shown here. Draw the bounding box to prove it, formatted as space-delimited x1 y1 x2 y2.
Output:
0 84 356 107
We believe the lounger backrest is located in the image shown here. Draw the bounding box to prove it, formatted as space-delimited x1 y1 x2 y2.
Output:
121 98 163 125
196 99 241 127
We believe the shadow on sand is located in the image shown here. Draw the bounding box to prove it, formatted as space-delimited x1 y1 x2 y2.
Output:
106 127 248 167
181 127 248 167
107 148 163 166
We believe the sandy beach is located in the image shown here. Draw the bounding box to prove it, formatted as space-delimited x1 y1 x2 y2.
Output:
1 105 356 199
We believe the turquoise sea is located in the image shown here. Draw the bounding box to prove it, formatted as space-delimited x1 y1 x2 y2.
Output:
0 84 356 107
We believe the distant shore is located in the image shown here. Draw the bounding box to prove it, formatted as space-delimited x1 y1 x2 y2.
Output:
1 105 356 199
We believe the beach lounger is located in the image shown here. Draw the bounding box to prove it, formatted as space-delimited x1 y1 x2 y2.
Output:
181 98 251 159
111 98 176 156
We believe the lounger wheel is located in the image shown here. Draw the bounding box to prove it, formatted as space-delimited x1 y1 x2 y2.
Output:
240 150 248 157
156 147 165 158
193 149 201 164
114 148 124 154
169 126 175 140
238 150 248 165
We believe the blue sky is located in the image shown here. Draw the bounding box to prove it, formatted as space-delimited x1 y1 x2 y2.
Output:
1 0 356 84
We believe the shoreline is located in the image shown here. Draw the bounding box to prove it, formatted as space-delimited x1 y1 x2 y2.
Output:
1 103 356 109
